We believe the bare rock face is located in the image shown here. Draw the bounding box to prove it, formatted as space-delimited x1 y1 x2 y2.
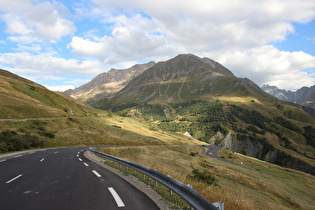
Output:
261 84 315 110
63 61 156 104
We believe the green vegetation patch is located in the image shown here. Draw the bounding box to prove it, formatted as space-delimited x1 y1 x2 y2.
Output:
0 130 44 153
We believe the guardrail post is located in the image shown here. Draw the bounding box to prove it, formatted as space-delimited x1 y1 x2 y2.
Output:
167 175 172 196
126 166 128 172
143 174 146 180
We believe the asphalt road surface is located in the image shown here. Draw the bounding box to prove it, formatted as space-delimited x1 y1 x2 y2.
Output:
0 147 160 210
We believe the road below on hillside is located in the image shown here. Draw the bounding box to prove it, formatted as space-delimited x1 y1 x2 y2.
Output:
0 148 160 210
203 145 263 174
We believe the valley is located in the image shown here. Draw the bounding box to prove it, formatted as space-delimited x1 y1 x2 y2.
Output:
1 54 315 209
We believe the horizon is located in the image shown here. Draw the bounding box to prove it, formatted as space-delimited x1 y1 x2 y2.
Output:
0 0 314 91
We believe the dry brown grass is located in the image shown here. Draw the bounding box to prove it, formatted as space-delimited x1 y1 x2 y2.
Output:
99 145 315 210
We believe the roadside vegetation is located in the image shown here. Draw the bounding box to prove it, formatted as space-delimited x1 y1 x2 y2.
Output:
98 145 315 210
1 113 314 209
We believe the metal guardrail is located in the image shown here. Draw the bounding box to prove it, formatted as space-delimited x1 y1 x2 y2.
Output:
89 147 219 210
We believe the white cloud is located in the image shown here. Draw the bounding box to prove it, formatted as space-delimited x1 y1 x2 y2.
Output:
66 78 91 85
214 46 315 91
67 0 315 90
0 52 104 76
0 0 76 43
70 14 173 65
1 0 315 91
45 85 75 92
90 0 315 52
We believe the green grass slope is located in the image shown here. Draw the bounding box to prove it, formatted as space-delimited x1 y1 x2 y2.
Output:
0 69 98 118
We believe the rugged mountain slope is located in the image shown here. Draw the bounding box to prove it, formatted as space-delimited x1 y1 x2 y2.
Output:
94 54 315 175
262 84 315 108
0 69 96 118
63 61 155 104
96 54 272 110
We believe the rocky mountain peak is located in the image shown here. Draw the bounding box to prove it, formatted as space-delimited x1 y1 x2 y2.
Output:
63 61 155 104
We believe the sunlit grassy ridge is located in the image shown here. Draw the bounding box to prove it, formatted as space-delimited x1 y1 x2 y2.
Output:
0 69 98 118
0 114 203 152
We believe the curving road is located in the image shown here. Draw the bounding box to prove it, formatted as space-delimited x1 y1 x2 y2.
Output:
0 148 160 210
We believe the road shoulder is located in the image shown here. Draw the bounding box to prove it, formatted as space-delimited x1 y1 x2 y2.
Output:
84 150 171 210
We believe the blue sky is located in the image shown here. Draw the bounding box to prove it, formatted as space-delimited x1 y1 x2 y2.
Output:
0 0 315 91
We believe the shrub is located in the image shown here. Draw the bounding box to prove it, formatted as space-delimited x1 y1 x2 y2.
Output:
0 130 45 153
38 131 55 138
188 169 216 185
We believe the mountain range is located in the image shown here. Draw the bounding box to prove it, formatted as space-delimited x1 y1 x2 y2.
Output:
261 84 315 109
91 54 273 110
1 54 315 175
63 61 156 104
62 54 315 175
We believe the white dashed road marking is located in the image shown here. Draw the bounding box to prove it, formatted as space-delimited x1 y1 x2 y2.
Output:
92 170 101 177
6 174 23 184
108 187 125 207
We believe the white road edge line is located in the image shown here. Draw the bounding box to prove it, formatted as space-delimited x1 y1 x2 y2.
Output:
83 163 89 166
108 187 125 207
6 174 23 184
40 158 45 162
0 159 6 163
92 170 101 177
14 155 22 158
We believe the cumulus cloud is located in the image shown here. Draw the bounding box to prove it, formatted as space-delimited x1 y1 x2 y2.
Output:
70 14 174 65
67 0 315 90
90 0 315 52
1 0 315 91
214 46 315 91
0 0 76 43
0 52 104 76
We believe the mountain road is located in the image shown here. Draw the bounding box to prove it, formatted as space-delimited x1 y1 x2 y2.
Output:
0 147 160 210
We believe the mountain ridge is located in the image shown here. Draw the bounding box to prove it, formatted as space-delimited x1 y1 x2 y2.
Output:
95 54 273 110
261 84 315 117
63 61 156 104
89 54 315 175
262 84 315 104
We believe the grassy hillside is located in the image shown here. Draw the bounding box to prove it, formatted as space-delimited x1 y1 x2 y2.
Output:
1 107 314 209
0 114 203 153
0 69 99 118
98 145 315 210
1 67 314 209
117 96 315 175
